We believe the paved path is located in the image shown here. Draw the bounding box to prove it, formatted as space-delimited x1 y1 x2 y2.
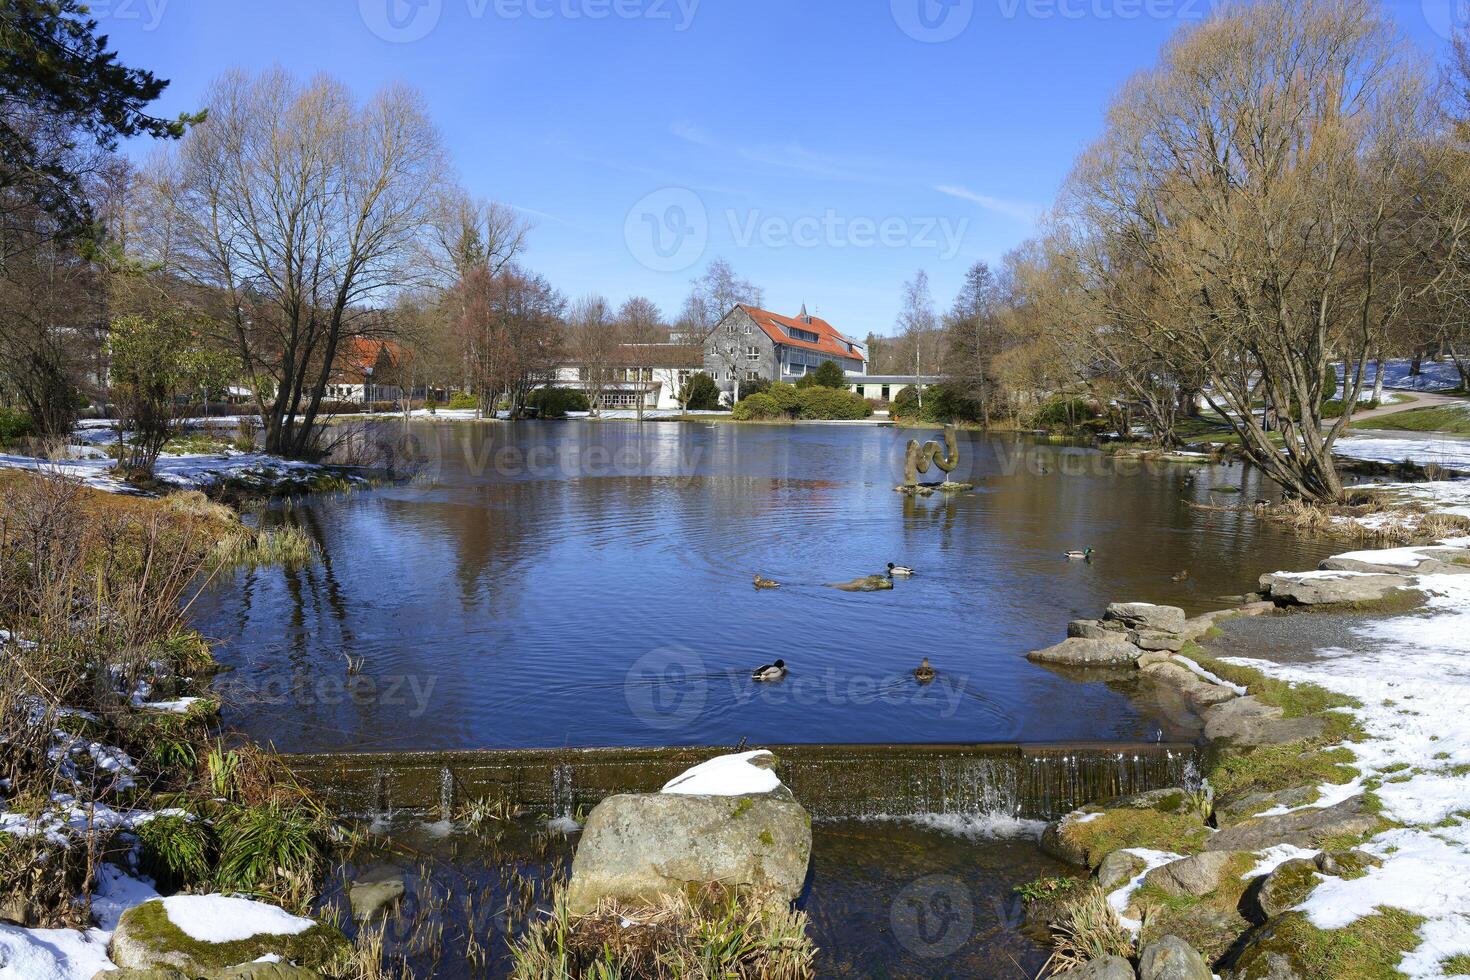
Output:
1350 390 1468 423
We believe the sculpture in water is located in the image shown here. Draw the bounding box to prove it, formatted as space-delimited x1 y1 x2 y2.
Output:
903 425 960 487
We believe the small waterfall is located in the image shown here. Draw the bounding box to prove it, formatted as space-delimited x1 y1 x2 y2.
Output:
287 742 1198 824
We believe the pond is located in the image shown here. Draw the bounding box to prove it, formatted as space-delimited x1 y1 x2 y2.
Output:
191 421 1336 754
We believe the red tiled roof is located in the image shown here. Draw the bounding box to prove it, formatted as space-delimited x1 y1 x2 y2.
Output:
736 306 866 363
335 338 406 381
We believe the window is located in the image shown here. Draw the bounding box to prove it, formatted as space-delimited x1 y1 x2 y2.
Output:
786 326 819 343
746 345 760 361
882 385 890 400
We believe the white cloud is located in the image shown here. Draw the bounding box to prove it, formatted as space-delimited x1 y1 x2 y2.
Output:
934 185 1042 225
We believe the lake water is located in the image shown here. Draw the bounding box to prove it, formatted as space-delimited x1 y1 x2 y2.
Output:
192 420 1336 754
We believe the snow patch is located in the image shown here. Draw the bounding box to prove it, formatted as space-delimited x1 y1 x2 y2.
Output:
661 750 783 797
156 895 317 944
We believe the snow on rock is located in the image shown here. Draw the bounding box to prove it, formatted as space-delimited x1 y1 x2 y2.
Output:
1170 655 1249 695
661 750 783 796
1328 546 1449 568
155 895 317 944
1106 848 1182 935
1242 844 1320 880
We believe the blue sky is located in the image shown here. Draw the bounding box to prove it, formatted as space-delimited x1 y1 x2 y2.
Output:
102 0 1458 337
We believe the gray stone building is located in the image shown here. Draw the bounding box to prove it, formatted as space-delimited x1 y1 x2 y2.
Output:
702 305 867 404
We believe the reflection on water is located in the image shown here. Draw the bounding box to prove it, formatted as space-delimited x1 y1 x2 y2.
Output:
191 422 1335 753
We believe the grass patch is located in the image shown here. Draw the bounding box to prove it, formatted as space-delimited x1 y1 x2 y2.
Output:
1351 405 1470 434
1229 908 1426 980
211 524 317 570
1133 853 1258 964
1054 808 1210 868
1441 953 1470 975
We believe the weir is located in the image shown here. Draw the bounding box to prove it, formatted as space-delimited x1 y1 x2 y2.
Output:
283 741 1197 823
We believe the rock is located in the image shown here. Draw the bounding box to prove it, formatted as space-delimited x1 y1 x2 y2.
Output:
566 789 812 915
212 966 321 980
1027 637 1142 668
348 867 405 921
1139 902 1252 966
1106 602 1187 634
1235 600 1275 615
1206 795 1380 852
1107 788 1198 815
1142 852 1241 897
1251 858 1320 919
1097 849 1148 891
1314 848 1381 877
1139 935 1212 980
1141 662 1236 709
1222 911 1317 979
109 898 348 975
1320 548 1470 576
1259 571 1409 606
1202 697 1326 747
1040 819 1091 867
1133 630 1187 653
1055 955 1136 979
1069 619 1125 640
1216 786 1317 826
1136 650 1173 668
0 894 36 927
93 971 190 980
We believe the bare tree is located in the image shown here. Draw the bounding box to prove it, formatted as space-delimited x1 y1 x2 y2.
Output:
684 258 763 403
567 295 618 416
895 270 939 410
143 69 448 458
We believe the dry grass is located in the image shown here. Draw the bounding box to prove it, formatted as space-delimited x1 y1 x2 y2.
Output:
1043 884 1134 976
1189 492 1470 546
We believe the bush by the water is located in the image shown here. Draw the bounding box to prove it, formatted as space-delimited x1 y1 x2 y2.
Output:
1030 396 1100 430
527 387 590 418
732 382 872 421
891 383 983 424
447 391 479 410
682 372 722 410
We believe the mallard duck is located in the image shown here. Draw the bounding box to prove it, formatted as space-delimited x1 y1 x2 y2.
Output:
753 575 780 590
1064 548 1094 561
914 658 936 683
887 563 916 577
751 659 786 682
1172 570 1189 582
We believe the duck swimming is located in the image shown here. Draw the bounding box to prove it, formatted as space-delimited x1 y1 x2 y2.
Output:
914 658 936 683
1172 570 1190 582
1064 548 1094 561
887 563 916 577
753 575 780 590
751 659 787 682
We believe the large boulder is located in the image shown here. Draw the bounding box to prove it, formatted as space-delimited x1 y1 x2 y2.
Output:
1105 602 1187 634
1319 547 1470 576
109 897 347 974
1259 571 1410 606
1141 662 1237 709
1027 637 1141 668
566 752 812 915
1142 852 1242 898
1069 619 1126 640
1097 849 1149 891
1202 697 1326 747
1222 912 1317 979
1216 786 1317 826
1139 936 1212 980
1132 630 1187 653
1205 795 1379 852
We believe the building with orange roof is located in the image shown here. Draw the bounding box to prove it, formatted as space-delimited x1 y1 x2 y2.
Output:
702 304 867 404
325 337 410 404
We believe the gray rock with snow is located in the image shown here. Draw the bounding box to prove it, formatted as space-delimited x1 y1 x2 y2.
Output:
566 789 811 915
1216 785 1317 826
1259 571 1411 606
1142 852 1241 897
1206 795 1380 852
1202 697 1326 747
1027 636 1142 667
1141 662 1237 709
1105 602 1187 634
1251 858 1321 919
1320 548 1470 576
1314 849 1381 877
1139 935 1212 980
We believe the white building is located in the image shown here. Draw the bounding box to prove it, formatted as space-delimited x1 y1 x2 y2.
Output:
550 343 705 411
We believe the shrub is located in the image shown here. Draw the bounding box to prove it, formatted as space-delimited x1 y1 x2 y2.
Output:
797 386 872 420
214 803 327 909
447 391 480 410
768 382 802 414
1044 884 1134 975
682 373 721 410
732 393 783 421
891 383 982 423
809 360 849 388
1032 396 1098 430
0 408 35 448
527 387 589 418
136 814 214 891
741 377 773 398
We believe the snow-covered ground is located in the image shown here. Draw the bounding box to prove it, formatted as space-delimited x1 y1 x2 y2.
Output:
1337 359 1467 393
1213 522 1470 977
1334 432 1470 471
0 450 327 495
